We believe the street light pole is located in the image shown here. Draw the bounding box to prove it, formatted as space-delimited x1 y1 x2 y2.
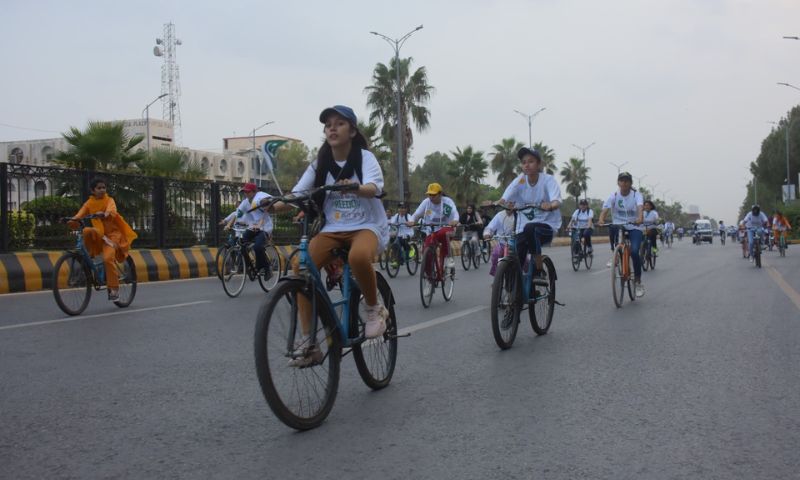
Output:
142 93 168 153
251 120 275 187
776 82 799 203
635 174 647 189
371 25 423 201
513 107 546 148
571 142 595 199
609 161 628 174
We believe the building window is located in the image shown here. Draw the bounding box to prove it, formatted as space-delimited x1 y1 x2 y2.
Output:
34 180 47 197
9 147 23 164
201 157 209 172
41 146 55 164
219 159 227 173
238 161 245 176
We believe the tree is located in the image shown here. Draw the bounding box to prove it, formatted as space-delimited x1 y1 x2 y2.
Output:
358 120 396 197
447 146 488 205
490 137 525 186
273 141 312 190
364 56 434 200
559 157 590 203
54 121 144 171
532 142 556 175
136 148 207 181
409 151 453 201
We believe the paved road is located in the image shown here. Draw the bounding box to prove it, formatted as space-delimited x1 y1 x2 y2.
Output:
2 240 799 479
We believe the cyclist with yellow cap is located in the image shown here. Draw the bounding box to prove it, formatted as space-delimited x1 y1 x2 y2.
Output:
407 183 460 272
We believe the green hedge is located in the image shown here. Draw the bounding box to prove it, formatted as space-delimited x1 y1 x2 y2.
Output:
22 196 81 224
9 211 35 250
33 223 72 249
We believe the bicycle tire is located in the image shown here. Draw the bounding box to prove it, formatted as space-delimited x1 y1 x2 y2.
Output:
351 273 398 390
283 248 301 276
530 256 556 335
460 241 472 271
571 240 581 271
641 243 650 272
254 279 341 430
52 253 92 316
481 240 490 263
584 247 593 270
221 247 246 297
649 250 656 270
386 243 401 278
755 241 761 268
113 256 137 308
612 249 624 308
442 254 455 302
490 259 520 349
406 242 419 276
419 246 436 308
472 241 481 269
257 245 282 292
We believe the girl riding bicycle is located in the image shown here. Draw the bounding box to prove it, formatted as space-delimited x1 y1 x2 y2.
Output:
497 147 562 276
643 200 660 254
483 208 515 276
270 105 390 339
567 198 594 254
598 172 645 297
68 177 137 301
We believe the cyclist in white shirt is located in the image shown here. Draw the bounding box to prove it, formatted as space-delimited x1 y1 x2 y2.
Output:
483 209 516 276
407 183 460 271
740 204 769 260
221 182 273 276
643 200 660 254
598 171 645 297
566 198 595 254
388 203 414 264
498 147 562 276
663 220 675 243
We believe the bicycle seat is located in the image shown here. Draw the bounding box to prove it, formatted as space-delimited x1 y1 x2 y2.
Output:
331 248 349 260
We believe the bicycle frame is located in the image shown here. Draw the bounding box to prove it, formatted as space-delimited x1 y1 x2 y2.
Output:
67 215 106 287
497 205 546 303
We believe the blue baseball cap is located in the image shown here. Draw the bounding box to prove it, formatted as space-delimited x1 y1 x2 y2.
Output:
517 147 541 161
319 105 357 124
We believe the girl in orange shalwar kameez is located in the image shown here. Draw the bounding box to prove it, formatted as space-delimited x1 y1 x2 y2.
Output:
70 177 137 300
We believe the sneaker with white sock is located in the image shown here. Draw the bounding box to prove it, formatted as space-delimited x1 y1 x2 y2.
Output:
446 257 455 269
635 280 645 298
364 303 389 338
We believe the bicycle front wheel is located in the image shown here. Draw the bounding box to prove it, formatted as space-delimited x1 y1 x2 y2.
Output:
221 247 246 297
641 244 650 272
490 259 520 349
352 273 398 389
530 256 556 335
215 245 228 280
755 241 762 268
460 241 472 271
386 243 401 278
584 247 593 270
254 279 342 431
113 256 137 308
481 240 490 263
442 256 455 301
649 250 656 270
406 242 419 276
571 240 581 271
611 249 625 308
472 242 481 269
419 247 436 308
52 253 91 316
257 245 282 292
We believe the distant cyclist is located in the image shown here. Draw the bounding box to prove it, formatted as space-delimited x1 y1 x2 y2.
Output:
598 172 645 297
772 210 792 249
663 219 675 243
222 182 273 277
718 220 726 239
407 183 460 270
566 198 594 254
461 203 485 247
643 200 660 255
388 203 415 264
740 204 769 261
483 208 515 276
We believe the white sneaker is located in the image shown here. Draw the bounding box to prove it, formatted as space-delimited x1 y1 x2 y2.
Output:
606 258 613 268
446 257 455 269
288 336 323 368
364 303 389 338
635 281 645 298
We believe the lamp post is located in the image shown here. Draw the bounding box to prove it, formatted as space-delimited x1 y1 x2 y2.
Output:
635 174 647 189
648 183 660 200
370 25 423 201
250 121 275 187
776 82 799 203
513 107 546 148
609 161 628 174
572 142 595 199
142 93 168 153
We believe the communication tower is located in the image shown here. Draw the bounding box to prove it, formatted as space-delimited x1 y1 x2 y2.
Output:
153 22 183 145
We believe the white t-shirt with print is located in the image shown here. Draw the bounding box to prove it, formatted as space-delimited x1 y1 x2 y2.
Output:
741 212 769 230
643 210 660 228
570 208 594 229
484 210 515 244
411 197 460 233
500 173 563 233
602 190 644 231
389 213 414 238
230 191 273 232
292 150 389 251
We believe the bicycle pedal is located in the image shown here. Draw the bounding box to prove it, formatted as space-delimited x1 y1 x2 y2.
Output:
390 332 411 339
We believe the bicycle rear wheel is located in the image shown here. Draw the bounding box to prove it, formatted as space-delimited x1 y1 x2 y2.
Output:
52 253 91 316
490 259 520 349
649 250 656 270
386 243 401 278
755 241 761 268
406 242 419 276
530 256 556 335
584 246 593 270
460 241 472 271
611 249 625 308
419 246 436 308
254 279 341 430
113 256 137 308
352 273 397 389
472 242 481 269
481 240 490 263
221 247 246 297
442 254 455 301
258 245 282 292
215 245 228 280
641 244 650 272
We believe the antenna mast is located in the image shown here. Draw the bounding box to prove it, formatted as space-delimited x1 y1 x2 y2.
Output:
153 22 183 145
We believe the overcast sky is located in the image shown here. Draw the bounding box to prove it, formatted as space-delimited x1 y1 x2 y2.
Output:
3 0 800 222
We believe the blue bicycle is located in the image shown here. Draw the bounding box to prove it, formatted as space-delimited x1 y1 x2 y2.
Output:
253 184 399 430
52 214 137 315
490 204 558 349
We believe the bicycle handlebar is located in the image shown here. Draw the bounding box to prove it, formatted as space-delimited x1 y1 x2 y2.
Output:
264 183 361 210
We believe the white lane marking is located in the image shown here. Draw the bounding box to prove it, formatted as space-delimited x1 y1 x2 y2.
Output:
765 266 800 312
0 276 220 298
398 305 488 335
0 301 212 331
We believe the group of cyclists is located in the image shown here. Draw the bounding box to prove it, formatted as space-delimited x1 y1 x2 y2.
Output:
735 205 792 260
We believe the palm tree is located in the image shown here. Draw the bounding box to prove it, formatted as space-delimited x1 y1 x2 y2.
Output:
136 148 207 181
54 121 144 171
559 157 590 203
358 119 397 197
490 137 525 187
532 142 556 175
364 56 434 200
447 146 488 205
